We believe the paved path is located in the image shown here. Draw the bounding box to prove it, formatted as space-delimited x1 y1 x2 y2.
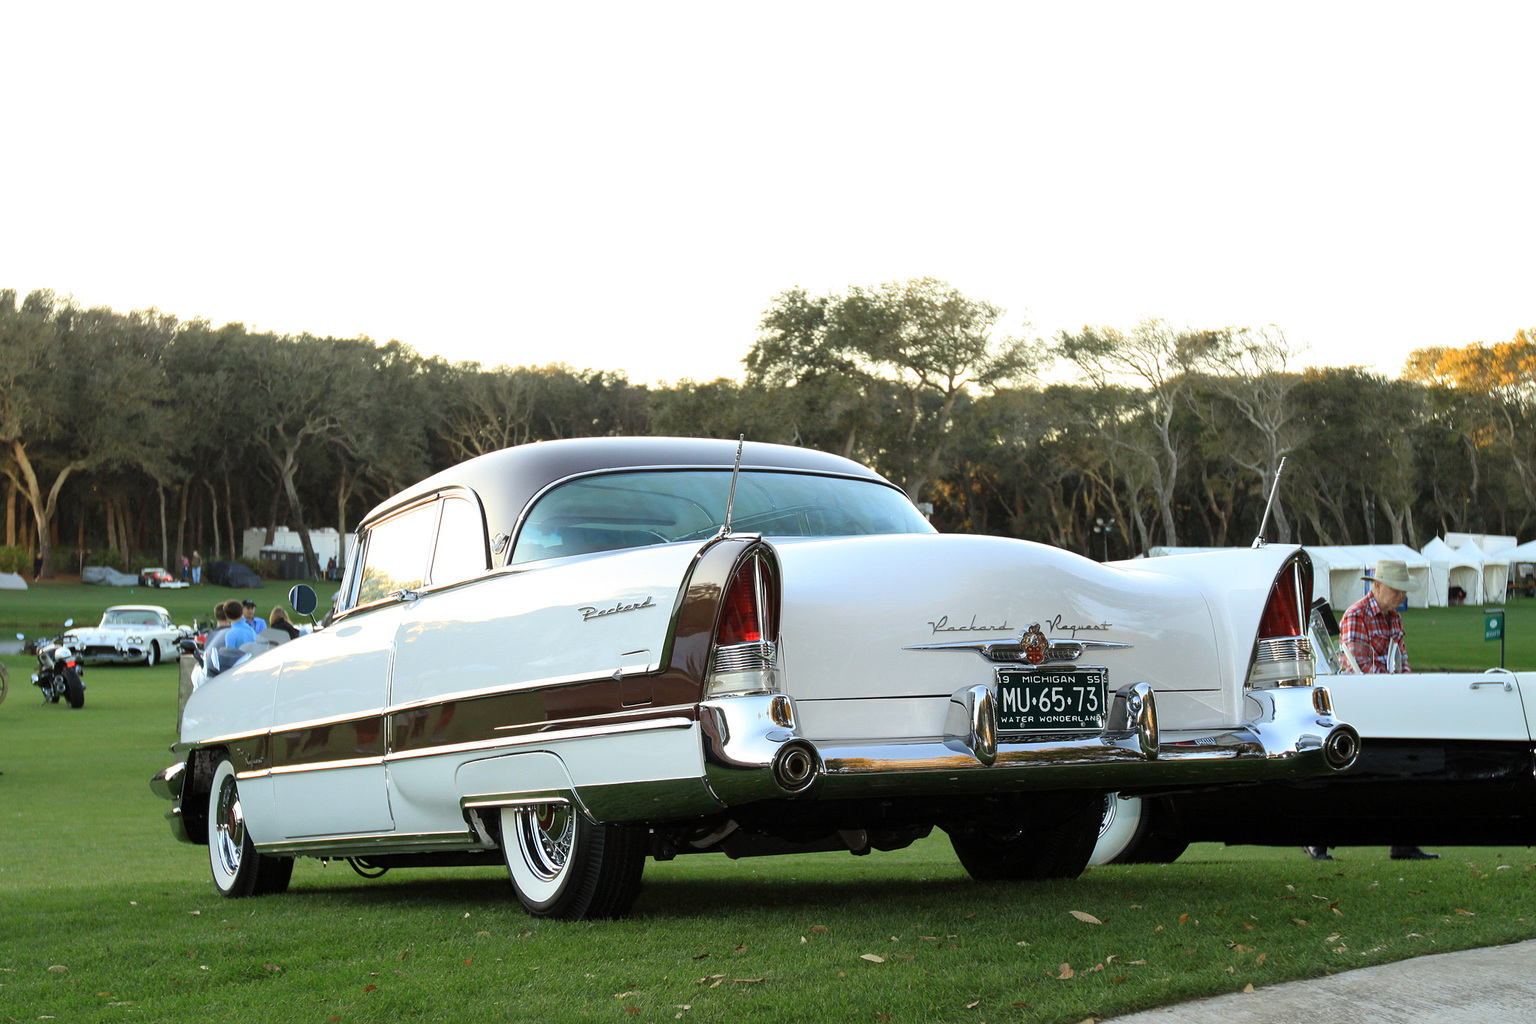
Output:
1103 939 1536 1023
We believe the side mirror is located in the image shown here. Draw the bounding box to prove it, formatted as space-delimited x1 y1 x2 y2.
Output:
289 584 319 617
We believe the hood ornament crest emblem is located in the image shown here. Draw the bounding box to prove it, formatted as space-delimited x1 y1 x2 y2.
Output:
1020 623 1048 665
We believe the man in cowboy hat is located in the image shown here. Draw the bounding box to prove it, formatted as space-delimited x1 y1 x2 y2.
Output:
1341 558 1417 674
1305 558 1438 861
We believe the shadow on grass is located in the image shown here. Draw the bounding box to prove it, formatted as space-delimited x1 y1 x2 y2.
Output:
280 865 1091 921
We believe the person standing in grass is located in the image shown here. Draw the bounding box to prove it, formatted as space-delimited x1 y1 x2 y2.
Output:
1306 559 1438 862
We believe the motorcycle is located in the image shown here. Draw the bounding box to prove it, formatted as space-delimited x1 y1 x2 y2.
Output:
18 620 86 709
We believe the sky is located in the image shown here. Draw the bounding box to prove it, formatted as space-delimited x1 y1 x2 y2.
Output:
4 2 1533 386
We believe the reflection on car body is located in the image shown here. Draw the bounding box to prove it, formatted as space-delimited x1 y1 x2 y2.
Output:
150 437 1357 918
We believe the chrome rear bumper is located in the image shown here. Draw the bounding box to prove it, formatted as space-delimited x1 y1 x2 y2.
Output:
700 684 1358 804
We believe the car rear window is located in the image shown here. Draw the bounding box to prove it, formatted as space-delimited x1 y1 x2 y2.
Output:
511 469 933 564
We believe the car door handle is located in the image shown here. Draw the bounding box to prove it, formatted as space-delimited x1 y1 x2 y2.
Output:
1470 680 1514 692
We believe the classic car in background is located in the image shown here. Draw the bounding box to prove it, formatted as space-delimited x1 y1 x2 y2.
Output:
151 437 1358 919
69 605 190 666
1091 599 1536 864
139 566 189 589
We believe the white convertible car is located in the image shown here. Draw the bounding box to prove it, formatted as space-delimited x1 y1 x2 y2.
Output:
1091 599 1536 863
151 437 1358 919
69 605 188 666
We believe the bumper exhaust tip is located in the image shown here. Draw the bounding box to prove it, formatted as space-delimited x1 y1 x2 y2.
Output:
772 741 819 793
1322 724 1361 771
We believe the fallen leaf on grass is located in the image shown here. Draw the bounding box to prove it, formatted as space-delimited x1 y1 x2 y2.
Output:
1053 963 1075 980
1242 921 1254 930
1243 984 1255 994
696 975 725 986
860 954 886 963
811 925 829 934
692 953 710 960
1293 919 1308 927
1178 913 1189 926
1256 953 1267 966
1070 911 1103 925
1455 909 1476 916
966 1000 981 1009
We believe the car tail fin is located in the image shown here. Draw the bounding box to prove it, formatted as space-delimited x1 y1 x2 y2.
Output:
704 550 781 696
1247 553 1316 689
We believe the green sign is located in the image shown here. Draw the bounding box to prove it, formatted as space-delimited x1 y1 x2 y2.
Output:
1486 610 1506 642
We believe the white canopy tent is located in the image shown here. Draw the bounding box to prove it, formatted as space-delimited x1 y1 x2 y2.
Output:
1306 544 1433 609
1421 536 1484 605
1303 547 1367 610
1446 533 1518 557
1462 540 1508 605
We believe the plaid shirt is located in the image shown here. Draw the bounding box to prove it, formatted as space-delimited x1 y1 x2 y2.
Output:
1340 591 1410 673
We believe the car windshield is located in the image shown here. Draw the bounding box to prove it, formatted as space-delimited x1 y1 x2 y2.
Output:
511 469 933 564
103 610 161 627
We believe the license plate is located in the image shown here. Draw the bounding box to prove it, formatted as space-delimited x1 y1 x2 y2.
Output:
996 668 1107 731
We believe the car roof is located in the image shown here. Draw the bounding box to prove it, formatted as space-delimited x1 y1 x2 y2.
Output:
105 605 171 615
360 437 897 535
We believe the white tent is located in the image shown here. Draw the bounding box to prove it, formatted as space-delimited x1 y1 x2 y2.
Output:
1307 544 1433 609
1303 547 1367 610
1446 532 1518 557
1459 540 1508 605
1421 536 1483 605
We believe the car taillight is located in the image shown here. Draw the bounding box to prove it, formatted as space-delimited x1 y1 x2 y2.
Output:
705 552 780 696
1257 560 1305 639
1248 556 1315 689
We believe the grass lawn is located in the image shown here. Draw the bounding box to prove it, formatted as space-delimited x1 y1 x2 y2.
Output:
2 586 1534 1022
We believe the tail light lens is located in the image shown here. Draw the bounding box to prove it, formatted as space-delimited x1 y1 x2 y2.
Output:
1257 560 1305 639
1248 556 1315 689
705 552 780 696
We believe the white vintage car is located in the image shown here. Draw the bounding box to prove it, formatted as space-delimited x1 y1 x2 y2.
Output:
1091 599 1536 863
150 437 1358 919
69 605 187 666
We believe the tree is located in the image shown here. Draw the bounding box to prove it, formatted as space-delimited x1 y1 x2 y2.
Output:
1404 333 1536 530
0 291 174 576
1053 320 1220 548
1185 327 1309 542
747 278 1037 500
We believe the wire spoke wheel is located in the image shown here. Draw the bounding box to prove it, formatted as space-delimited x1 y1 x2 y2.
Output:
500 802 646 921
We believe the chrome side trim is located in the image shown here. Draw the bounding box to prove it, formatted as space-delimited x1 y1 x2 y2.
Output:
269 756 386 776
256 830 481 857
490 713 692 736
388 716 696 764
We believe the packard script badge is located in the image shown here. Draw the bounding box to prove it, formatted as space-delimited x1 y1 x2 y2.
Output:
1020 623 1048 665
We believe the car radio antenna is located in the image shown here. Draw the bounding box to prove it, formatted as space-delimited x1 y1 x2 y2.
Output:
1252 456 1287 548
719 435 745 537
